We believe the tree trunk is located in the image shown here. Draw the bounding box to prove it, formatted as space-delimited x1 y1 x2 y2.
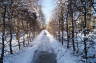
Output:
0 6 7 63
83 1 87 62
8 5 13 54
9 25 13 54
71 14 75 51
66 19 70 48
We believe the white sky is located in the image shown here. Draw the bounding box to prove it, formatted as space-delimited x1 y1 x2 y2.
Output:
41 0 56 23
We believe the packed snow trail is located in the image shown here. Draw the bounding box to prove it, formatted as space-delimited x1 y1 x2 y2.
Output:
4 30 78 63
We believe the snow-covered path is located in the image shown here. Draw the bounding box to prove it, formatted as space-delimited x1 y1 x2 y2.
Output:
4 30 78 63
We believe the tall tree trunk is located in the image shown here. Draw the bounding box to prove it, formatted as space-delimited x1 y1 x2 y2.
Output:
61 24 64 45
9 25 13 54
22 21 25 47
0 6 7 63
58 18 61 41
69 0 76 51
83 1 87 62
61 5 64 45
66 19 70 48
8 5 13 54
71 13 75 51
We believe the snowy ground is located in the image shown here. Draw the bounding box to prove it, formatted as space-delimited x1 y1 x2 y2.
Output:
4 30 78 63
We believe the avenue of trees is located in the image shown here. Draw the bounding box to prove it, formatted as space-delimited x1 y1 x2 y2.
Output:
47 0 96 63
0 0 45 63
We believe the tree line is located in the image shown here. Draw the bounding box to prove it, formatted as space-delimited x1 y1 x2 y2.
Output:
0 0 45 63
47 0 96 63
